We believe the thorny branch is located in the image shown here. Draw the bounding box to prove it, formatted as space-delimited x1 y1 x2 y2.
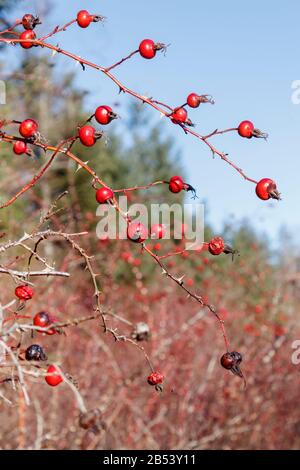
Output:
0 10 252 411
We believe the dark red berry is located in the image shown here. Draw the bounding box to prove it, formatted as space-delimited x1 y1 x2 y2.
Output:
20 30 36 49
33 311 57 335
77 10 92 28
238 120 255 138
127 222 148 243
147 371 164 386
78 125 96 147
95 187 114 204
15 285 34 301
19 119 38 139
45 365 63 387
22 14 40 30
25 344 47 361
169 175 184 194
13 141 28 155
150 224 166 239
220 352 235 370
171 107 188 124
220 351 244 380
256 178 280 201
33 311 50 329
95 106 116 125
208 237 225 256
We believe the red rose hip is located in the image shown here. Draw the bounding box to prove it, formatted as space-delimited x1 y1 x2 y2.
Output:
20 30 36 49
256 178 280 201
147 371 164 386
127 222 148 243
33 311 50 328
187 93 201 108
77 10 92 28
208 236 225 256
15 285 34 301
139 39 156 59
220 352 235 370
95 187 114 204
95 106 117 125
238 120 255 138
19 119 38 138
169 175 184 194
33 311 57 335
22 14 40 30
13 141 28 155
78 125 96 147
171 107 188 124
45 365 63 387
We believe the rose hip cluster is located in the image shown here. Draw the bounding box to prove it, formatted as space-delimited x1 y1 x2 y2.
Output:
14 286 63 386
15 10 281 200
2 9 283 393
78 105 117 147
10 118 38 156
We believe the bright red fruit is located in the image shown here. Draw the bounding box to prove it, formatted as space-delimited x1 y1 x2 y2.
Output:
208 236 225 256
171 107 188 124
95 106 116 125
13 141 28 155
45 365 63 387
187 93 201 108
19 119 38 138
33 311 57 335
169 175 184 194
33 312 57 336
147 371 164 386
15 285 34 301
127 222 148 243
95 187 114 204
77 10 92 28
238 120 255 138
33 311 50 328
22 14 40 30
150 224 166 239
78 125 96 147
20 30 36 49
139 39 156 59
255 178 280 201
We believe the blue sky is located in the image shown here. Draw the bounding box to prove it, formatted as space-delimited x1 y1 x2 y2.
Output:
13 0 300 246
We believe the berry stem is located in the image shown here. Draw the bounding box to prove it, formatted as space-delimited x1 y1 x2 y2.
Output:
38 19 77 41
142 244 230 350
113 180 166 193
105 49 139 72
